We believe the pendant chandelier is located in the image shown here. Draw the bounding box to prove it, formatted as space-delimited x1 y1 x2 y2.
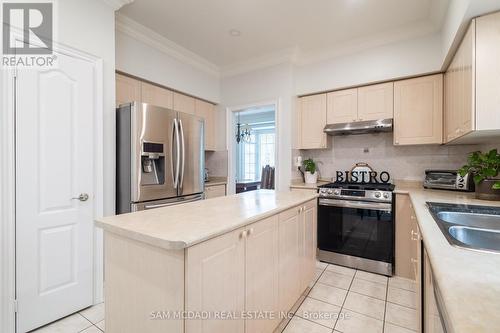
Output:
236 113 252 144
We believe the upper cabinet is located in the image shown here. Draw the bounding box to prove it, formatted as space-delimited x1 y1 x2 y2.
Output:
115 73 218 151
141 82 173 109
195 99 217 151
327 88 358 124
173 92 196 115
358 82 394 122
394 74 443 146
297 94 327 149
116 73 141 107
445 12 500 144
326 83 394 125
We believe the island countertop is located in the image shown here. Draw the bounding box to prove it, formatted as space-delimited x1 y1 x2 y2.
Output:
95 190 318 250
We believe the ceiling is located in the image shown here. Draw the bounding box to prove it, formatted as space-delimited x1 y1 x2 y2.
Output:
119 0 450 69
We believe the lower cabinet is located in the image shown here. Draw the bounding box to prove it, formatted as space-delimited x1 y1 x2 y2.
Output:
204 184 226 199
423 249 446 333
186 200 316 333
185 227 246 333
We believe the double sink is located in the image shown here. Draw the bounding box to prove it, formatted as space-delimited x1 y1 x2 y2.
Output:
427 202 500 253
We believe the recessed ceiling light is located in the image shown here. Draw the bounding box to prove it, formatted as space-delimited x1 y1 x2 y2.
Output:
229 29 241 37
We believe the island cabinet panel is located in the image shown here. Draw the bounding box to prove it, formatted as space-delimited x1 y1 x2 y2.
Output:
278 206 302 312
394 74 443 145
186 227 246 333
104 232 185 333
141 82 174 110
245 216 280 333
357 82 394 121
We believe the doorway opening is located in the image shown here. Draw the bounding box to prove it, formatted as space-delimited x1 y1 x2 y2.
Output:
232 105 276 194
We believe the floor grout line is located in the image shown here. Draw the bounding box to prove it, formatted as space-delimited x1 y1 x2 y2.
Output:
382 276 389 333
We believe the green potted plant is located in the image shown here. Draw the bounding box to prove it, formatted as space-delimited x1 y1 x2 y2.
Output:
303 158 318 184
459 149 500 201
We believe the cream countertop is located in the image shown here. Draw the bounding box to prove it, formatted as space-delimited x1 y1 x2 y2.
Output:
95 190 317 250
289 179 330 189
397 187 500 333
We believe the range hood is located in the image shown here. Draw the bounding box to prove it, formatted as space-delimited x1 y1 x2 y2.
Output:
324 119 393 136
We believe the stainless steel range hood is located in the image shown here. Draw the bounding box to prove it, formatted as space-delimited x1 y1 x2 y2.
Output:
324 119 393 136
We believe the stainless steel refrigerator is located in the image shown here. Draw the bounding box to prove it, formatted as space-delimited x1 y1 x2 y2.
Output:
116 102 205 214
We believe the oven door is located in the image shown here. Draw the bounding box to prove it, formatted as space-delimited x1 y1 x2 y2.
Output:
318 198 394 264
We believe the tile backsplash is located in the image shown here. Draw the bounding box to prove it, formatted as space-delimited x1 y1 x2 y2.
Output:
205 150 228 177
293 133 499 182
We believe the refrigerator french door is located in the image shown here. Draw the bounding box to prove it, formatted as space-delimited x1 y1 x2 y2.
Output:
116 102 204 214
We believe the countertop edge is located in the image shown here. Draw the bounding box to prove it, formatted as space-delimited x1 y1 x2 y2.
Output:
95 193 318 251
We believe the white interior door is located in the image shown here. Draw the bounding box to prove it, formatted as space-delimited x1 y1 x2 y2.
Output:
16 50 97 332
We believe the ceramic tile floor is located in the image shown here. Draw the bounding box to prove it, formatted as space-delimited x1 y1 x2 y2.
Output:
281 261 418 333
30 303 104 333
29 261 416 333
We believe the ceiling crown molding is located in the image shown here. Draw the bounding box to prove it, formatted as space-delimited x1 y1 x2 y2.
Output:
101 0 134 11
115 13 220 77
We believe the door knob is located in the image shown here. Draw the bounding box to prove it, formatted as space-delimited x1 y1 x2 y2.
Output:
72 193 89 202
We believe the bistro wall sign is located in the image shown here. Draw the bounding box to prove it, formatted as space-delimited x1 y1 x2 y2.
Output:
335 162 391 184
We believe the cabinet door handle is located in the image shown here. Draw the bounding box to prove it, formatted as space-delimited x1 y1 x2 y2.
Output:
411 230 420 241
247 228 254 236
239 230 248 239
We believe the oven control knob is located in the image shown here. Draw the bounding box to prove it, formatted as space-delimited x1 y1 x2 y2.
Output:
383 192 390 199
374 192 381 198
333 190 340 195
327 189 333 194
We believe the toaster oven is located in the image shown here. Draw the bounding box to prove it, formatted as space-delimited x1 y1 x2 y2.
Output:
423 170 474 192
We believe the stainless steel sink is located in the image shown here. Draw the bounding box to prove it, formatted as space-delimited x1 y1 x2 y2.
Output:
448 226 500 252
436 211 500 230
427 202 500 254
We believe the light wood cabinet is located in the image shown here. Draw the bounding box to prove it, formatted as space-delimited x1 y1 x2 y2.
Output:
395 194 413 280
423 249 446 333
186 228 246 333
444 12 500 143
358 82 394 121
186 201 316 333
141 82 173 109
476 12 500 131
245 216 280 333
300 200 317 291
394 74 443 145
327 88 358 124
174 92 195 114
297 94 327 149
204 184 226 199
278 206 302 312
116 73 141 106
444 22 475 143
195 99 217 151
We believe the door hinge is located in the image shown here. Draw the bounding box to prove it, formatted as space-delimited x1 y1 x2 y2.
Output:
13 300 18 313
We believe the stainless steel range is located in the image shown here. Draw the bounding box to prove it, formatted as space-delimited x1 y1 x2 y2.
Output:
317 182 395 276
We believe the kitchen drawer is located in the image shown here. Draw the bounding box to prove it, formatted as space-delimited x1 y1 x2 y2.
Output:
204 184 226 199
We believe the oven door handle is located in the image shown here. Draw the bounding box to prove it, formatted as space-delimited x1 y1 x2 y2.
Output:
319 198 392 212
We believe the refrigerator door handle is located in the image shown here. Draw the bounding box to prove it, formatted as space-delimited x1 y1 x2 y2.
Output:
179 118 186 190
171 119 180 189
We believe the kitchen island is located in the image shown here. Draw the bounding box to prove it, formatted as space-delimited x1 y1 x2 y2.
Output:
95 190 318 333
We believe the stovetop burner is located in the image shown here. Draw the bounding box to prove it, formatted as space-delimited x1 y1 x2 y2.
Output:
319 182 395 192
